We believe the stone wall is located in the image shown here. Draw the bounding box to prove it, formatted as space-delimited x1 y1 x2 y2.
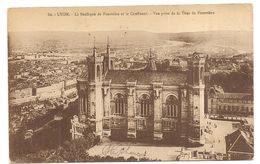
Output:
10 78 77 105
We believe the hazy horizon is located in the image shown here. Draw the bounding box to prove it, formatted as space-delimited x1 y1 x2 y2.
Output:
8 30 253 56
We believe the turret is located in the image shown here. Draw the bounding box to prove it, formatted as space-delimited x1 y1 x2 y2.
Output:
187 52 205 86
187 52 206 145
106 36 115 70
77 58 90 122
107 36 110 55
93 37 97 57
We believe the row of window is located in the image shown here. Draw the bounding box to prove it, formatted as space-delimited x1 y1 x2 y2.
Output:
116 119 177 131
217 105 253 113
114 94 179 117
114 94 178 117
115 104 179 117
119 119 177 129
162 121 176 129
216 98 253 104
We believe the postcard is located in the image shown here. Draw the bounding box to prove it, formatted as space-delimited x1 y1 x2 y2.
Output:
8 4 253 162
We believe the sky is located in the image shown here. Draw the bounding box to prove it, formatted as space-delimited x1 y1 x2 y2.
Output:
8 4 252 33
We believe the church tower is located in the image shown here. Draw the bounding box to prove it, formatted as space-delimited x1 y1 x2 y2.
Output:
106 36 110 56
187 52 206 145
92 37 104 137
77 59 90 122
107 36 115 70
72 38 105 139
93 38 104 82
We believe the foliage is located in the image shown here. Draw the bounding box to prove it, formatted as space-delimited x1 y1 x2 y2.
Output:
210 68 253 93
62 138 90 162
12 134 159 162
10 101 159 162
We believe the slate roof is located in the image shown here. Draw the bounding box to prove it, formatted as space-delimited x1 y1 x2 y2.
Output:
225 129 254 154
105 70 187 86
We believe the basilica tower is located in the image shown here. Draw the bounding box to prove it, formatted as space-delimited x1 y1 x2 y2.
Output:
187 52 206 145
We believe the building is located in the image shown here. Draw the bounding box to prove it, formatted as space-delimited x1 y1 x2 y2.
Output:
225 129 253 160
71 39 207 145
207 86 253 117
169 58 188 71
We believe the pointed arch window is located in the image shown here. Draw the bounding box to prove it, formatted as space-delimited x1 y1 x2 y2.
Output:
200 67 204 80
114 93 126 116
96 65 101 78
139 94 151 117
79 90 86 114
165 95 178 118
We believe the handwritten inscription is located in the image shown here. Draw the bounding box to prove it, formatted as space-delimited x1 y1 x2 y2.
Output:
102 144 146 158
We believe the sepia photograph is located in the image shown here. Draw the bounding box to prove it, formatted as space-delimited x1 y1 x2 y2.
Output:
8 4 253 162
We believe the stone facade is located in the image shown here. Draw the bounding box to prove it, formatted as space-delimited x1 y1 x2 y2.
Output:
207 86 253 117
71 40 206 145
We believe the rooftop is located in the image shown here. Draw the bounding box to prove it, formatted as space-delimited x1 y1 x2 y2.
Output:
225 129 254 154
105 70 187 86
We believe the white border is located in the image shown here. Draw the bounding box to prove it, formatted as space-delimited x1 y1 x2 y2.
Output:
0 0 259 164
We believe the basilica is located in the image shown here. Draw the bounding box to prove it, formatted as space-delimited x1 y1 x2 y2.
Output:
71 39 207 145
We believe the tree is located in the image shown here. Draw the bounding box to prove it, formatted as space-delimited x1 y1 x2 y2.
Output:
62 138 90 162
210 71 253 93
82 125 96 148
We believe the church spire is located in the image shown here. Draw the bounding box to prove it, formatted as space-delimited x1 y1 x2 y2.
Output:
94 36 96 48
107 36 110 55
149 48 152 61
93 37 97 56
107 36 110 47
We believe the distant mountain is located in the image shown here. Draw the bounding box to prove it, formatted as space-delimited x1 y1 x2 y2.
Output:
9 30 156 44
158 31 253 53
8 30 253 57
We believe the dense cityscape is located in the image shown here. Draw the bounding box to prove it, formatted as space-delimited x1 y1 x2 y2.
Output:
9 31 253 162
